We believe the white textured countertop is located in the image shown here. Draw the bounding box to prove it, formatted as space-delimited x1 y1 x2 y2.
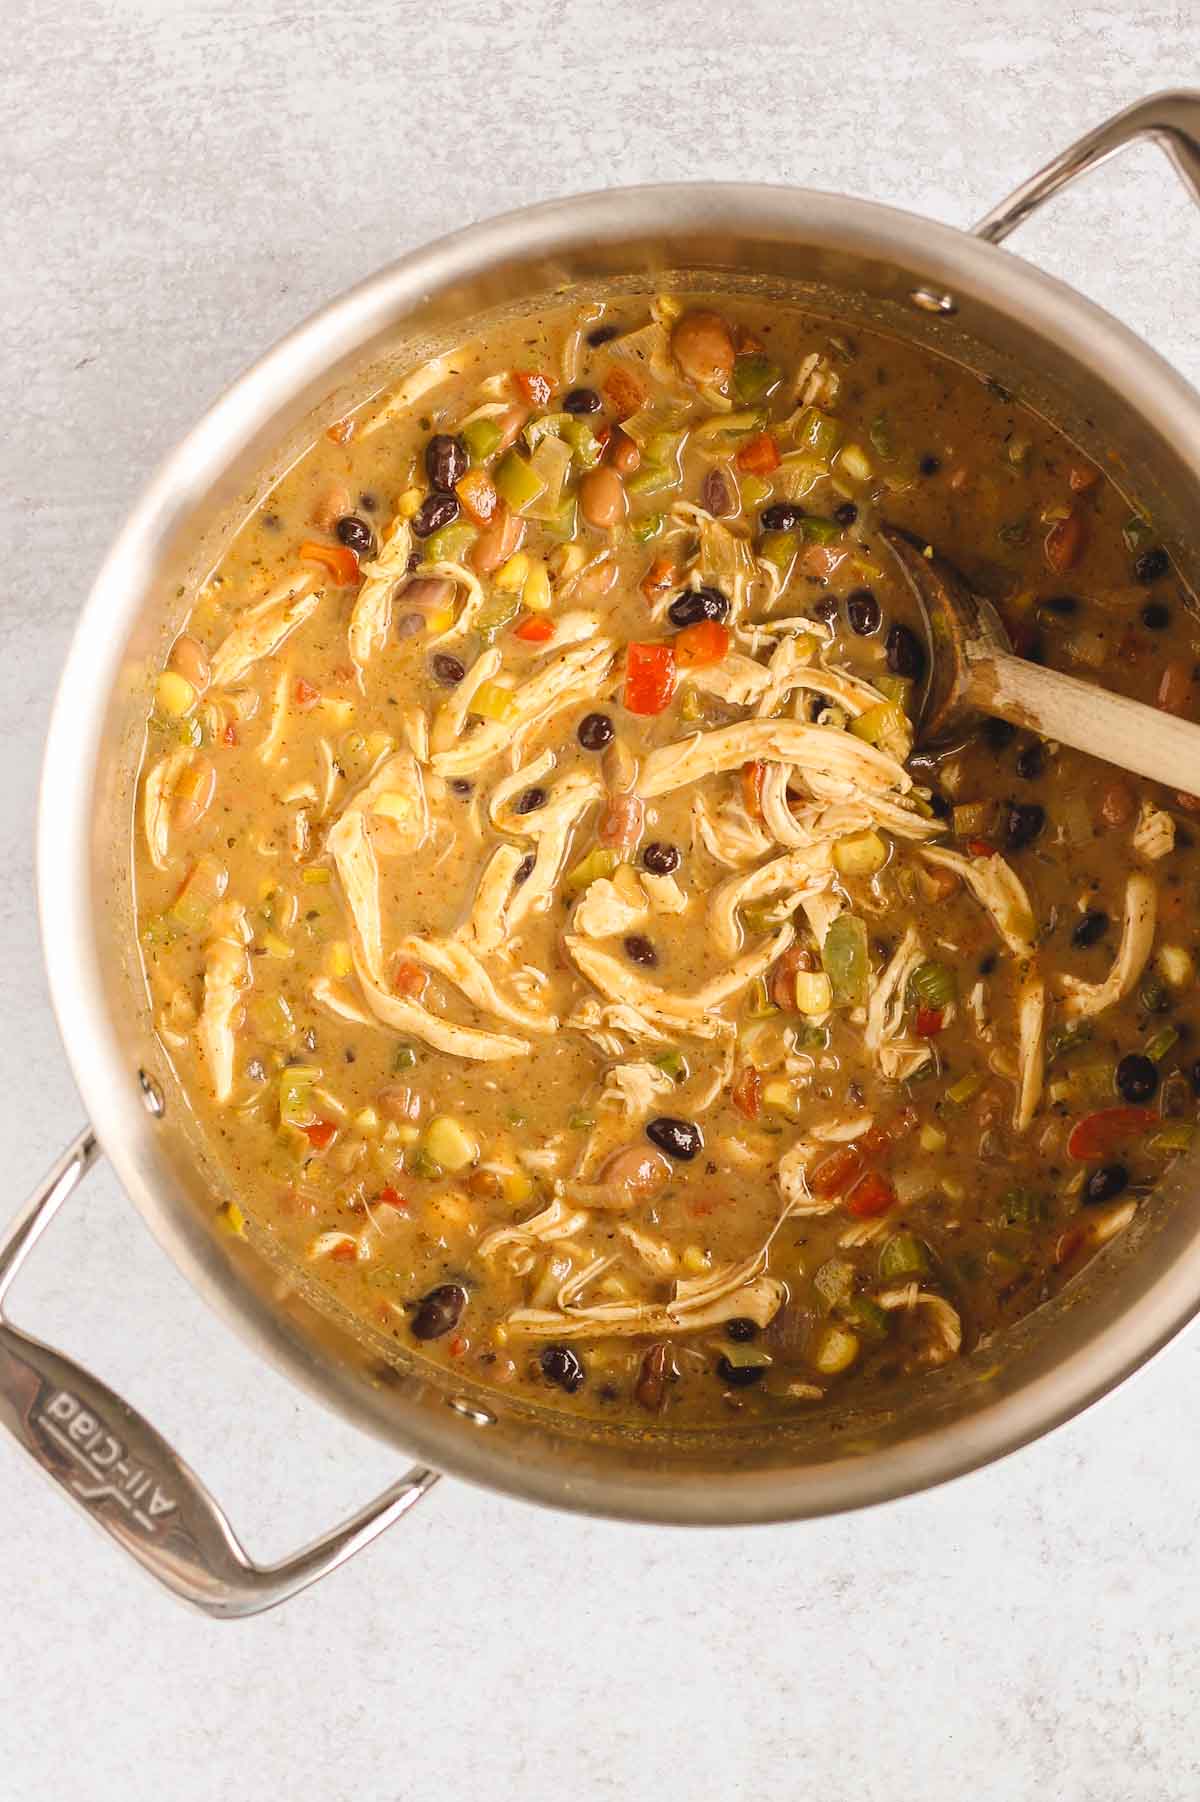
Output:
3 4 1200 1796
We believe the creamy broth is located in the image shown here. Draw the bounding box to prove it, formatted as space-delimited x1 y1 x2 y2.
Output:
134 294 1200 1422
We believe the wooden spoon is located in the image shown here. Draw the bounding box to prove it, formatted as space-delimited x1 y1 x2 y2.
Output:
881 524 1200 791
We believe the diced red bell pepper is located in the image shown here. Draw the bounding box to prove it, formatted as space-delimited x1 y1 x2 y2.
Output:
859 1108 919 1159
731 1066 762 1120
966 837 995 858
735 432 781 475
303 1119 338 1152
915 1005 945 1038
640 554 676 605
845 1170 897 1219
624 641 676 715
1044 511 1087 575
329 1238 358 1262
377 1186 408 1211
455 467 500 527
674 619 730 667
222 722 238 747
603 367 646 419
326 416 356 445
1068 464 1101 492
1067 1106 1158 1161
391 957 428 999
513 369 553 407
299 539 360 585
514 614 555 644
741 759 766 819
808 1144 865 1199
294 676 320 709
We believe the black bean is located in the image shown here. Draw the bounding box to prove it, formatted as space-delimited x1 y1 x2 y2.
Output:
586 324 620 347
1005 802 1045 849
642 841 681 875
624 934 658 967
514 786 547 815
1191 1059 1200 1097
885 622 925 680
1015 742 1045 781
983 718 1017 751
1042 593 1079 616
979 952 998 976
359 491 379 512
1141 600 1170 629
336 514 375 558
1134 547 1170 583
410 1284 467 1341
927 791 951 821
1116 1053 1158 1104
646 1117 703 1161
1072 909 1109 948
833 500 859 527
563 386 602 414
412 492 460 539
919 454 941 476
760 501 801 532
1084 1163 1129 1206
450 778 473 797
845 587 881 635
701 469 733 517
725 1317 759 1343
261 512 281 531
669 586 729 627
425 433 467 493
577 711 614 750
395 611 426 639
431 652 465 686
810 595 840 622
716 1356 765 1388
514 854 534 885
541 1345 586 1393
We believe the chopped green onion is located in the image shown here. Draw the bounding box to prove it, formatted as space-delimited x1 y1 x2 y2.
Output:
746 976 779 1020
720 1340 773 1370
523 412 570 451
794 1022 831 1051
1047 1021 1093 1062
406 1146 443 1180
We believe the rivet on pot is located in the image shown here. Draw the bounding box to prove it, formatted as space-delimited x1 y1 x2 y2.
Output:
910 286 958 316
138 1069 165 1117
447 1396 495 1427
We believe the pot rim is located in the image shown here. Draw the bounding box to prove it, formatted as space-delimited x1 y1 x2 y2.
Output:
36 180 1200 1524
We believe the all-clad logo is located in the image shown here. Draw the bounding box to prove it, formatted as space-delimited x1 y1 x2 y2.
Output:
37 1390 177 1533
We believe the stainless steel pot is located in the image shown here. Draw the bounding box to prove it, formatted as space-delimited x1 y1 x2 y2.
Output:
5 92 1200 1618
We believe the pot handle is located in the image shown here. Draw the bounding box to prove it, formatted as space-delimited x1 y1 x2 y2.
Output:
973 89 1200 243
0 1129 439 1618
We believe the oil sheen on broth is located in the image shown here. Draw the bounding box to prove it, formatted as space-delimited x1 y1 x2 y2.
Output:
135 294 1200 1423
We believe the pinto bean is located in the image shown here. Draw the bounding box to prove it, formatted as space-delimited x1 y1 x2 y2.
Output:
580 466 627 529
1097 780 1135 829
634 1343 674 1413
610 428 641 476
1156 657 1194 716
598 793 645 851
495 405 530 452
378 1084 422 1123
578 558 619 601
470 502 525 575
599 1144 671 1199
671 309 735 387
1044 511 1087 575
402 576 457 614
771 942 817 1010
170 755 216 832
169 634 210 696
601 736 639 794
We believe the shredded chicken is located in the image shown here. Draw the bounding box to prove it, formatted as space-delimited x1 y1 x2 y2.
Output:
599 1061 676 1118
638 718 910 800
361 355 452 436
142 747 190 870
1014 969 1046 1133
429 641 614 778
573 876 648 941
1056 872 1157 1020
566 927 790 1038
397 934 557 1035
691 792 773 867
1132 799 1175 861
877 1286 962 1364
195 904 249 1104
459 843 527 957
209 572 318 689
708 845 833 957
921 845 1036 956
348 519 412 674
641 871 688 915
352 947 530 1061
864 926 932 1082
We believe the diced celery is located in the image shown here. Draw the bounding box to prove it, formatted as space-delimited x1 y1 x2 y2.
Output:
833 829 888 877
1146 1026 1179 1063
694 407 767 441
1151 1123 1195 1153
422 1115 478 1173
560 416 602 468
740 474 773 510
406 1146 443 1180
644 429 684 467
996 1187 1045 1228
679 688 704 722
877 675 913 708
869 414 895 461
168 854 228 932
279 1064 321 1127
569 1110 597 1130
524 411 570 451
945 1070 985 1107
746 976 779 1020
757 528 799 577
910 960 957 1009
462 417 503 461
632 512 665 544
841 1295 890 1342
794 1022 831 1051
793 406 843 462
625 461 677 498
850 700 907 749
471 681 517 723
565 847 621 892
475 591 522 634
814 1259 855 1311
252 992 295 1047
540 495 578 541
878 1232 930 1279
822 914 868 1007
951 801 993 838
732 352 782 403
424 519 476 562
721 1339 773 1371
494 451 546 513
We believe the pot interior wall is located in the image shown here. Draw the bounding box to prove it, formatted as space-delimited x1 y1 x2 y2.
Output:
65 197 1200 1518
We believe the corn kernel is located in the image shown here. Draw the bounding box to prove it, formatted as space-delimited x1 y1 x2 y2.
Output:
365 731 395 762
395 1124 420 1146
261 931 294 960
502 1168 533 1205
1159 944 1195 988
354 1107 380 1134
838 442 873 483
942 1178 966 1203
494 551 531 592
156 670 196 717
397 486 424 519
919 1123 948 1153
491 1324 510 1349
681 1244 711 1275
472 681 517 723
320 698 356 730
220 1201 246 1237
794 971 833 1015
301 866 330 885
326 940 353 979
550 542 588 582
523 561 552 613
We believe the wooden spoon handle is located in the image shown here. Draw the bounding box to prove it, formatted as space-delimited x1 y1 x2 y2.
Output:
963 650 1200 794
